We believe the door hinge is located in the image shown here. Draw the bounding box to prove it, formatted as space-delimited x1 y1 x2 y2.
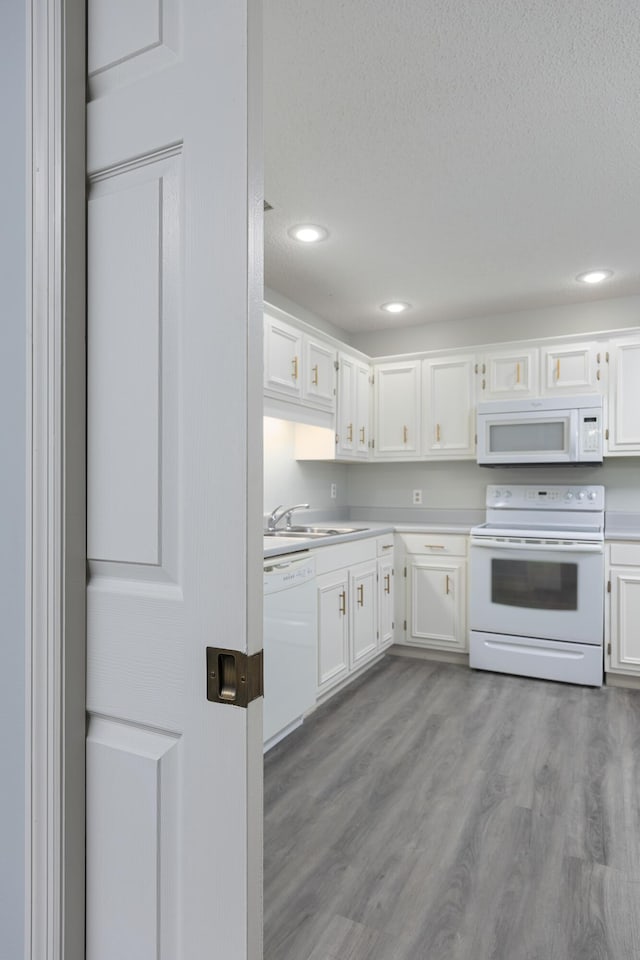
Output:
206 648 263 708
605 428 609 441
403 620 407 631
369 374 375 385
377 630 379 639
607 580 611 593
607 642 611 655
335 433 339 444
474 433 478 445
371 438 375 449
606 351 610 363
404 566 407 577
334 360 340 371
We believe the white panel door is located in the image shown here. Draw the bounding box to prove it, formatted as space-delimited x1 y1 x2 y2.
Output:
541 342 603 395
609 568 640 674
349 560 378 668
264 314 303 399
408 559 466 652
337 352 356 457
317 571 350 692
478 348 539 400
373 361 421 458
607 337 640 454
422 355 475 458
86 2 262 958
355 360 371 458
378 556 395 648
303 336 336 410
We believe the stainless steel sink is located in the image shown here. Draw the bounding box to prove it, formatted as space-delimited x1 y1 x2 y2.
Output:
263 526 367 539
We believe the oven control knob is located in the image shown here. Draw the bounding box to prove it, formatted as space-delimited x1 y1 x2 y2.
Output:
494 489 502 498
577 490 586 501
503 490 511 499
588 491 597 501
565 491 574 500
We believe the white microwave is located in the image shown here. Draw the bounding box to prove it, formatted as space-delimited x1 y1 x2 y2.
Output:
476 395 603 466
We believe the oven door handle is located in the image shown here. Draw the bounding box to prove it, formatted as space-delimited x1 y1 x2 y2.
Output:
470 538 603 554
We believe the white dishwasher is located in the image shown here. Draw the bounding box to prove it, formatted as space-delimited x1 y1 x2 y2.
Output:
263 552 317 750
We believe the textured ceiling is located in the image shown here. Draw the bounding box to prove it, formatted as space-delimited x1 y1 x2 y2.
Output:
263 0 640 333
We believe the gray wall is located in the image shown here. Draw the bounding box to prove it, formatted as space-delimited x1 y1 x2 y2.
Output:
0 2 26 955
350 294 640 357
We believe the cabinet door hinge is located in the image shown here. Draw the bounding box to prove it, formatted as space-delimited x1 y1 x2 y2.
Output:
334 360 340 370
607 580 611 593
376 631 379 639
607 642 611 655
403 620 407 631
392 620 395 629
404 566 407 577
371 438 375 449
606 351 610 363
369 374 375 385
605 428 609 441
335 433 339 444
206 648 263 707
474 433 478 445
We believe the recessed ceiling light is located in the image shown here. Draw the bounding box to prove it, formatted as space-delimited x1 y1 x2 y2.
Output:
288 224 329 243
576 269 613 284
381 301 411 314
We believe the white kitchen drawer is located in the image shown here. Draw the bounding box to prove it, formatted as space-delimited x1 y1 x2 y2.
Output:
376 534 395 556
609 542 640 566
311 538 378 576
399 533 468 557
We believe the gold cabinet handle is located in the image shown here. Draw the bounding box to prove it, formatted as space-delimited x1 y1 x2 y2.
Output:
347 423 353 442
359 426 365 444
339 590 346 615
556 358 560 381
384 573 391 595
292 356 298 380
445 574 451 595
516 362 521 384
426 544 446 550
312 364 319 385
436 423 441 443
357 583 364 607
403 425 408 443
381 543 393 550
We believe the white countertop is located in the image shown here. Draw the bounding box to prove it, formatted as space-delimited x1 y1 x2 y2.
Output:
263 519 474 558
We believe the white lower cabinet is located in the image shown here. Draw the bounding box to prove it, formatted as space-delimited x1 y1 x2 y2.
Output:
607 542 640 677
315 535 394 696
317 570 350 691
399 534 468 653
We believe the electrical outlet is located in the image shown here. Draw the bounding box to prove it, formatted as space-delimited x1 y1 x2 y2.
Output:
412 489 422 505
330 482 337 499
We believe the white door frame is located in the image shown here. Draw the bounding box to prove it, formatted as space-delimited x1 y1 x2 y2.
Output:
26 2 86 957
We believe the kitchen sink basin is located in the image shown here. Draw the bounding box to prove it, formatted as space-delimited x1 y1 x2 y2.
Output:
263 526 367 539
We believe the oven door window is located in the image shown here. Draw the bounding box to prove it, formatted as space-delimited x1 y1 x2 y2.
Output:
491 558 578 611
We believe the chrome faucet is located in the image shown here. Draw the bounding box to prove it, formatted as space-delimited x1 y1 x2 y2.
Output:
267 503 310 531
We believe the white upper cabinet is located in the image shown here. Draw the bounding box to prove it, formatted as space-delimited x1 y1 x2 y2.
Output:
540 342 604 396
336 352 370 459
355 360 371 457
607 336 640 454
477 347 539 401
422 355 476 459
264 313 303 401
302 335 336 410
373 361 421 458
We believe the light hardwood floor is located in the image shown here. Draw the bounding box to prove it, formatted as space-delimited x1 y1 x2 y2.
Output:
264 656 640 960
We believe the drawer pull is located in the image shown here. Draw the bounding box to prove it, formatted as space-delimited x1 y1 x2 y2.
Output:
357 584 364 607
403 425 408 444
347 423 353 443
445 574 451 595
360 426 365 444
426 544 446 549
292 356 299 380
381 543 393 550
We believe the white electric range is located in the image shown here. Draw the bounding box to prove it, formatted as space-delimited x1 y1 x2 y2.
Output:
469 484 605 687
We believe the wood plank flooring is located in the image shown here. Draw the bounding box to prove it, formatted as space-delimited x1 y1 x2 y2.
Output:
264 656 640 960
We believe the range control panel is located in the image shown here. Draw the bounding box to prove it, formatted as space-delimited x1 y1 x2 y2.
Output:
486 484 605 511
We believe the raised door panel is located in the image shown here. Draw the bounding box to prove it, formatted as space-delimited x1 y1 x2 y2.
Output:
607 338 640 454
86 1 261 956
264 315 303 400
408 560 466 651
355 361 371 458
541 343 603 395
479 348 539 401
378 556 394 649
373 362 421 458
609 568 640 674
337 353 356 457
303 336 336 410
423 356 475 458
317 572 350 692
350 561 378 668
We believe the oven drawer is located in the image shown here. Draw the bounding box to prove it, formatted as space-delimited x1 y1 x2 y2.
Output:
470 631 603 686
